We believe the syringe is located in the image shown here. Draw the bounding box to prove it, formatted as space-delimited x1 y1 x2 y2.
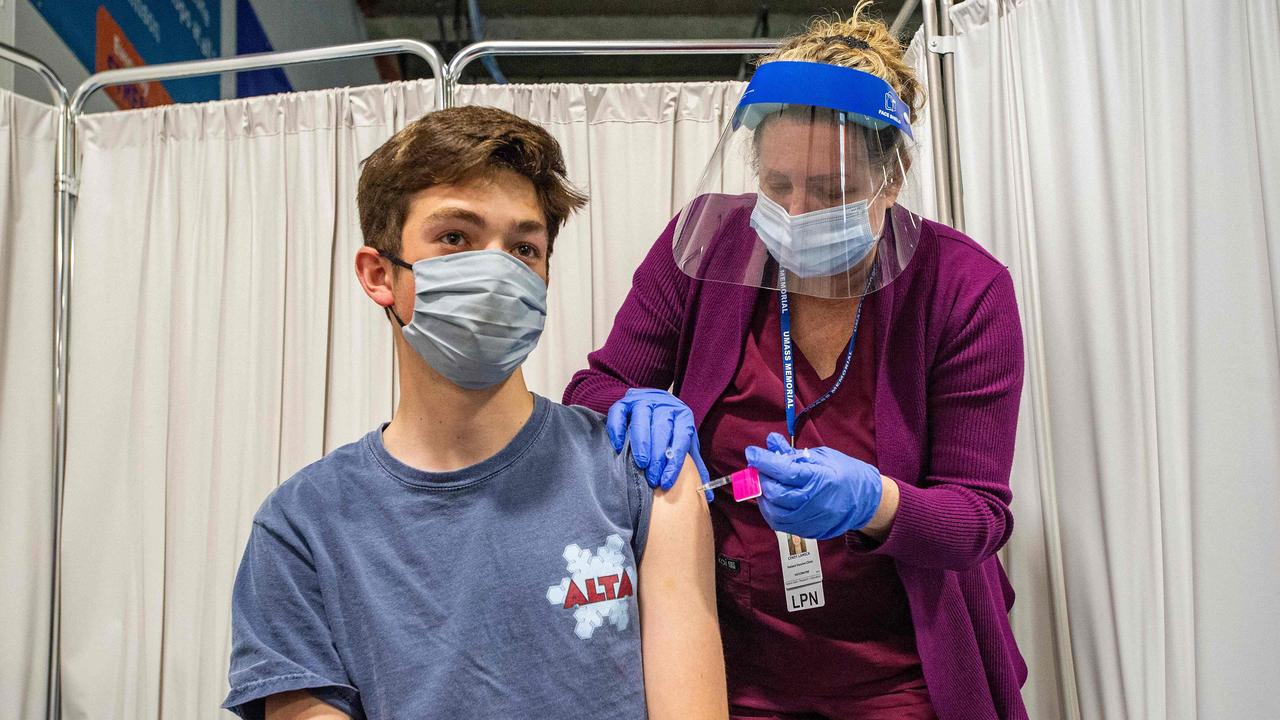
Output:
699 467 763 502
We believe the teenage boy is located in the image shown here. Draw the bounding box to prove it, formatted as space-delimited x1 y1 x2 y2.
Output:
224 107 726 720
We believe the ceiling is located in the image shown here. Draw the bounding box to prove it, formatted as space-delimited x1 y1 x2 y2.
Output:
358 0 922 84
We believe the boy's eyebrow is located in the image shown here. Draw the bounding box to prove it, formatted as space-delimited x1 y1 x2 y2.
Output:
422 208 546 236
423 206 486 227
514 219 547 235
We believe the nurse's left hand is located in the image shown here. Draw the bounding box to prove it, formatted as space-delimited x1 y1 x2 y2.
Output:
746 433 884 540
606 388 713 500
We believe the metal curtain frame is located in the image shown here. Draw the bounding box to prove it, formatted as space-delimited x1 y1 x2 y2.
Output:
69 38 446 116
0 41 69 720
891 0 923 38
920 0 955 227
921 0 965 230
47 37 445 720
935 0 965 231
446 39 780 105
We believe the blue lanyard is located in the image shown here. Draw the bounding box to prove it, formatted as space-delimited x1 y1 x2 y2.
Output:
778 264 878 443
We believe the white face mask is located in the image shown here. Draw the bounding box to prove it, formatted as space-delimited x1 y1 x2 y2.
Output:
749 191 878 279
386 250 548 390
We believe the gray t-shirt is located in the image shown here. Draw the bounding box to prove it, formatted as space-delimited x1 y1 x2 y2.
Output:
224 395 653 719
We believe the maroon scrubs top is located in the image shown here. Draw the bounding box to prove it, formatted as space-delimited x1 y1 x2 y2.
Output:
700 290 936 720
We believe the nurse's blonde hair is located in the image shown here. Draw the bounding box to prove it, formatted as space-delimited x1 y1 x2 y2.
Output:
758 1 924 124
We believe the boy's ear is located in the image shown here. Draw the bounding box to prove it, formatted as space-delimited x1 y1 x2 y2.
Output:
354 246 397 310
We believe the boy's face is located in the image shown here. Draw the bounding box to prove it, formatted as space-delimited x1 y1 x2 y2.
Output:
357 167 551 328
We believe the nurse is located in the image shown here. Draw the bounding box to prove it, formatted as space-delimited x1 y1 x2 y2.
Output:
564 6 1028 720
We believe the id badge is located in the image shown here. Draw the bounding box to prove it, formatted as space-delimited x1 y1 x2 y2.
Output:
776 531 825 612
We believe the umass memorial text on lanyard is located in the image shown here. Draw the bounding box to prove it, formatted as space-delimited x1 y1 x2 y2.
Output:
778 263 879 445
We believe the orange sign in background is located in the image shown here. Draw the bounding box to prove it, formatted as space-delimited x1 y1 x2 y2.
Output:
95 6 173 109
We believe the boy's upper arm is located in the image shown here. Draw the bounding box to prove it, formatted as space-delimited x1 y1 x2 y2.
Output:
224 518 359 719
638 458 728 720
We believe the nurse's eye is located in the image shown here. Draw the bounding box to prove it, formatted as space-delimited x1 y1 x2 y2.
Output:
805 180 838 201
437 231 466 247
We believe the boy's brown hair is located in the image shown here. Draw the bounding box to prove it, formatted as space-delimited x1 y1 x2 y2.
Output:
357 106 587 258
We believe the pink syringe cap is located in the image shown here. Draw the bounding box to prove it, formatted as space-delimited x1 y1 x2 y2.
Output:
730 467 762 502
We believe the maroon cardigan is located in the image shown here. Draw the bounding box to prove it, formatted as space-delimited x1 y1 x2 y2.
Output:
564 213 1029 720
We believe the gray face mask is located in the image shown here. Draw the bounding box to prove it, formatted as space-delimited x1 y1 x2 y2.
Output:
383 250 547 390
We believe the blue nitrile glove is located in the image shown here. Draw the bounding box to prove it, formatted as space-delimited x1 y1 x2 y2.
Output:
745 432 884 540
606 388 713 499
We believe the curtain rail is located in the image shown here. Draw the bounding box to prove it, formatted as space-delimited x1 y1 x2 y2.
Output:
69 38 446 115
0 44 69 107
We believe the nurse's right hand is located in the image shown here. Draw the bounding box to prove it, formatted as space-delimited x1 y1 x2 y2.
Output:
607 388 712 499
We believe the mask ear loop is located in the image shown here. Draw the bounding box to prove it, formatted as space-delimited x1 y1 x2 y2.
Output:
385 306 408 328
864 130 903 244
881 141 914 235
378 250 413 327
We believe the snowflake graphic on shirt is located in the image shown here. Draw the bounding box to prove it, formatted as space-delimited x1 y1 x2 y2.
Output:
545 534 637 640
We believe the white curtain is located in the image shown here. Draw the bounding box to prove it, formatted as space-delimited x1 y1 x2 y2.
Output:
950 1 1280 719
455 81 748 397
0 87 57 720
60 80 436 719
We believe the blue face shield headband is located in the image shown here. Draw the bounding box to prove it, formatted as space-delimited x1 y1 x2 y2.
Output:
732 60 914 139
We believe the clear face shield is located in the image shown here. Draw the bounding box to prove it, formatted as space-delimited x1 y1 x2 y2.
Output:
671 61 925 299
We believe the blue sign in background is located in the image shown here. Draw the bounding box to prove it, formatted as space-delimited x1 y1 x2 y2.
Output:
236 0 292 98
32 0 222 104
